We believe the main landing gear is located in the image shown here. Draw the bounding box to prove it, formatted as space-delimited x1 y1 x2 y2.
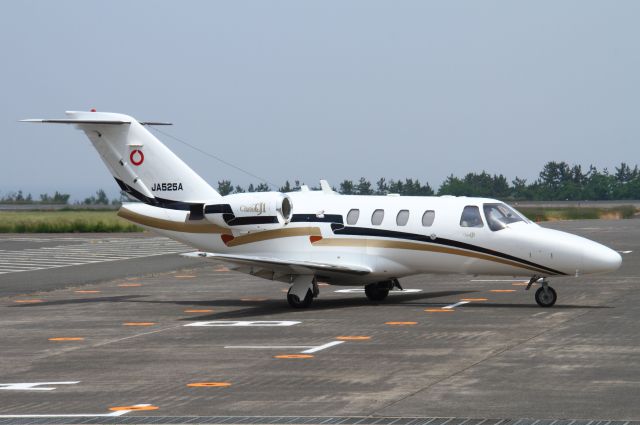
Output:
287 275 319 308
526 275 557 307
364 279 403 302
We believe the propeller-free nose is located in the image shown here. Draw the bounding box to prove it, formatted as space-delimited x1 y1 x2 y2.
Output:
581 241 622 274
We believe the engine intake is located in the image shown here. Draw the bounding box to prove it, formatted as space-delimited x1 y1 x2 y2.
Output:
204 192 293 230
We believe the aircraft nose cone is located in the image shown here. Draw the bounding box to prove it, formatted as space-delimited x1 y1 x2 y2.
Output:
582 242 622 274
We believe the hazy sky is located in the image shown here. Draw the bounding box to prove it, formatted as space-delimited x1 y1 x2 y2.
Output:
1 1 639 200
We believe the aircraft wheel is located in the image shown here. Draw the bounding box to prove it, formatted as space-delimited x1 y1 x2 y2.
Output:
287 288 314 308
365 282 390 302
535 286 557 307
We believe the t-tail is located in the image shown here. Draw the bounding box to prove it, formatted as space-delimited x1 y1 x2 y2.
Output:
22 111 222 215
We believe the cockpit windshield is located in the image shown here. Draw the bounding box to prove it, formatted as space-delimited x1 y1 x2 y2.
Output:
483 203 527 231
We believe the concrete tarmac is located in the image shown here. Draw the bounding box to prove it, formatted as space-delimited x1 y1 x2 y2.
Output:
0 220 638 422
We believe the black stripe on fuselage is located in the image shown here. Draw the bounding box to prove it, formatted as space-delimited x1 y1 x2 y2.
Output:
330 224 566 276
116 178 198 211
290 214 344 224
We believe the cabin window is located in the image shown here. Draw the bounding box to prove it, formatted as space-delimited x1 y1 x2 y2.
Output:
396 210 410 226
371 209 385 225
422 210 435 227
346 209 360 225
483 203 526 231
460 206 484 228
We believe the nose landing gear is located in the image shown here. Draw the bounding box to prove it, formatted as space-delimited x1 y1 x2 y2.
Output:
526 275 557 307
364 279 403 302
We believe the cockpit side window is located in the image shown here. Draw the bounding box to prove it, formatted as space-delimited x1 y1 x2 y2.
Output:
483 203 526 231
460 206 484 228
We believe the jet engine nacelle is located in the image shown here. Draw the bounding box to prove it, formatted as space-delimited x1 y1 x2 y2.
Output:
204 192 293 230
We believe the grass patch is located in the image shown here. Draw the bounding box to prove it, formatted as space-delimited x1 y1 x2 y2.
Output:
0 211 142 233
518 205 638 222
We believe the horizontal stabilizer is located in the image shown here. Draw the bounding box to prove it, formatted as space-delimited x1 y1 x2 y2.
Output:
20 119 172 126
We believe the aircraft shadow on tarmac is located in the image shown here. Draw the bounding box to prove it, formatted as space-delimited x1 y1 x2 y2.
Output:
7 291 610 321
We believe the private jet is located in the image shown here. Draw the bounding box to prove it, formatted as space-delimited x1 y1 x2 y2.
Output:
22 111 622 308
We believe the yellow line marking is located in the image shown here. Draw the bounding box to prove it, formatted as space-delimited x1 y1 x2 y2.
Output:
187 382 232 387
123 322 156 326
336 336 371 340
184 309 214 313
425 308 455 312
74 290 101 294
109 405 159 411
490 289 516 293
385 321 417 325
48 337 84 341
274 354 314 359
118 283 142 287
461 298 488 302
14 299 43 303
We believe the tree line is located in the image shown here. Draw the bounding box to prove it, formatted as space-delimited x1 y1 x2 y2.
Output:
3 161 640 204
218 161 640 201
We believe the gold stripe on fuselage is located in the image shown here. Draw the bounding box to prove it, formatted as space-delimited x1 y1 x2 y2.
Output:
224 227 322 247
117 208 228 234
312 237 552 275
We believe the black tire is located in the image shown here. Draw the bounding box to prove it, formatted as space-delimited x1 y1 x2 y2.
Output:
365 283 390 302
287 288 314 308
535 286 557 307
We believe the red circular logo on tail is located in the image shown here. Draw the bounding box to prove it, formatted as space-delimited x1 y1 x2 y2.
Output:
130 149 144 166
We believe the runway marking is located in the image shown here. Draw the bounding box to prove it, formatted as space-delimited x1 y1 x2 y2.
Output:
123 322 156 326
512 282 529 286
187 320 300 327
74 290 100 294
214 266 230 272
240 297 268 302
175 275 196 278
187 382 232 388
0 237 188 275
225 340 345 354
109 405 159 412
0 382 79 391
274 354 314 359
336 336 370 341
443 301 469 309
620 250 633 254
118 283 142 287
13 299 43 304
335 288 422 294
302 341 345 353
471 279 529 282
184 309 214 313
425 308 455 312
490 289 517 293
385 321 418 325
461 298 488 302
48 337 84 341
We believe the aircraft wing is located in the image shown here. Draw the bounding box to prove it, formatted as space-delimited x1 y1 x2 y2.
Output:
182 252 371 276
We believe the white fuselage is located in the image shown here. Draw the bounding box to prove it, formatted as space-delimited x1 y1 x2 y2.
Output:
119 192 622 285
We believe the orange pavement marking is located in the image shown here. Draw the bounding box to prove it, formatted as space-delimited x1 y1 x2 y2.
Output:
336 336 371 340
118 283 142 287
425 308 455 312
490 289 516 293
14 299 43 303
109 405 159 411
187 382 232 387
74 290 100 294
214 267 230 272
385 322 417 325
461 298 488 302
48 337 84 341
184 309 213 313
123 322 156 326
274 354 314 359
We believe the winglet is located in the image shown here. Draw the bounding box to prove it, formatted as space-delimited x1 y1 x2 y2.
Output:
320 180 335 194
